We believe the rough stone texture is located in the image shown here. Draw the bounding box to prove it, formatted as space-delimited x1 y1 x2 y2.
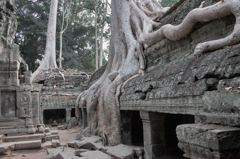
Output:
67 140 97 150
0 140 41 154
81 150 111 159
0 0 43 134
3 134 45 142
113 0 240 158
177 124 240 159
52 139 60 148
119 0 238 116
40 69 89 125
106 144 137 159
47 146 87 159
75 149 89 156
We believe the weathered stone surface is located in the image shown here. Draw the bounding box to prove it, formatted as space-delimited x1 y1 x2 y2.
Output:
203 91 240 114
177 124 240 159
45 127 50 133
68 140 97 150
76 127 91 140
14 140 41 150
83 136 102 143
46 135 59 141
46 147 86 159
106 144 136 159
4 134 44 142
75 149 90 156
52 139 60 148
81 150 111 159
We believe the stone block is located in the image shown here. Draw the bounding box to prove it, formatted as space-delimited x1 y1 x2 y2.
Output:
14 140 41 150
81 150 111 159
75 149 89 156
0 135 4 144
51 130 59 135
177 124 240 158
46 135 59 141
106 144 135 159
203 91 240 114
67 140 97 150
51 139 60 148
4 134 44 143
45 127 50 133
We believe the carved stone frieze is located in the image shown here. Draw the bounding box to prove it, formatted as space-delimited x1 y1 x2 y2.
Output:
18 92 32 118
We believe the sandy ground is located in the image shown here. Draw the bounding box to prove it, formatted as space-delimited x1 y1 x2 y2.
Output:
0 127 81 159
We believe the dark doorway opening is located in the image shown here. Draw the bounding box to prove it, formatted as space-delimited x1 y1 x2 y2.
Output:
43 109 66 125
131 111 143 146
1 91 16 117
165 114 194 158
71 108 75 117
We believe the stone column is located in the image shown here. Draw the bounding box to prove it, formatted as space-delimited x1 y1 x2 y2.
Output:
140 111 166 159
0 90 1 118
66 108 71 123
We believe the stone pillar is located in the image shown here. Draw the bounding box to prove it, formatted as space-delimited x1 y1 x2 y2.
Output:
31 92 40 125
140 111 166 159
66 108 71 123
0 90 1 118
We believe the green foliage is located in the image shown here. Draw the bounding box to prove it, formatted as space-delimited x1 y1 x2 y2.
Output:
15 0 110 72
160 0 178 7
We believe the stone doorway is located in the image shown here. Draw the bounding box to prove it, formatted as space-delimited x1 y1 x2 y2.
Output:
120 110 144 146
43 109 66 125
131 111 143 146
165 114 194 158
71 108 75 117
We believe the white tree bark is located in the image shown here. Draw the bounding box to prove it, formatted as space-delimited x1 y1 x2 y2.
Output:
31 0 58 83
76 0 240 146
139 0 240 57
59 0 71 69
76 0 168 146
99 0 108 67
95 5 99 70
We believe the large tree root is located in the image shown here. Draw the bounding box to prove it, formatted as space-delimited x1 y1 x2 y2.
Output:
77 0 170 146
139 0 240 57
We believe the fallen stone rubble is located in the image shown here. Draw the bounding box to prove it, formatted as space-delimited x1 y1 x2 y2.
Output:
46 135 144 159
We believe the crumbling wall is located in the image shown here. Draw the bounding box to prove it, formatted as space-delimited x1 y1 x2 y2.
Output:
40 69 89 126
120 0 238 115
0 0 43 135
119 0 240 158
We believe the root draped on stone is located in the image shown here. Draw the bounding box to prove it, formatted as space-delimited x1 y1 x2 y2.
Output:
77 0 169 146
139 0 240 57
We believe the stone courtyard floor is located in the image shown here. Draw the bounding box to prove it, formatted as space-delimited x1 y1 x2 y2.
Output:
0 127 80 159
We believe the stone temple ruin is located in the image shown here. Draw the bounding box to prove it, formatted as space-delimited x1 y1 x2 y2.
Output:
78 0 240 158
1 0 240 158
0 0 89 152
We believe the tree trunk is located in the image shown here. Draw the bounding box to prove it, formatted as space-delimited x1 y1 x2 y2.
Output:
59 31 63 69
99 0 108 67
95 5 99 70
77 0 170 146
139 0 240 57
31 0 58 83
77 0 240 146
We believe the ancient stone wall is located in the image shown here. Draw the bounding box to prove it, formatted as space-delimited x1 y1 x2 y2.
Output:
0 0 43 135
40 69 89 125
120 1 238 115
119 0 240 158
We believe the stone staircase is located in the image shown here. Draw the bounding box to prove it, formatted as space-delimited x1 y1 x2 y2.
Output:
0 128 60 154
